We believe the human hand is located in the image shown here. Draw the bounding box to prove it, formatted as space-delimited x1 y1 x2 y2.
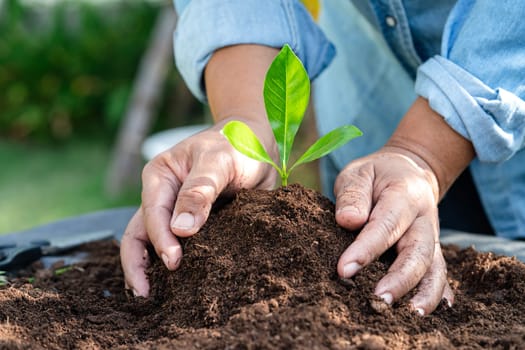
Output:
120 118 277 297
334 147 454 315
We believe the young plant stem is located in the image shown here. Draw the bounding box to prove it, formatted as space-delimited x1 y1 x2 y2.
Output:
221 44 362 188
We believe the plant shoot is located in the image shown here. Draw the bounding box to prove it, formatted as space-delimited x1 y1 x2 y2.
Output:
221 44 362 186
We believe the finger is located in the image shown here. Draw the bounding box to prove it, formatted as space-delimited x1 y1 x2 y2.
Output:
170 151 235 237
334 162 374 230
141 158 184 269
442 280 455 306
120 210 152 297
373 216 436 306
337 189 417 279
409 243 453 315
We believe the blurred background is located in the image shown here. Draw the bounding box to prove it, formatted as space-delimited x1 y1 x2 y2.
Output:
0 0 207 234
0 0 319 235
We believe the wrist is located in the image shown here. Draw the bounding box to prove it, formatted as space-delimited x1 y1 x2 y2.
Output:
205 44 280 162
385 97 475 199
214 116 278 160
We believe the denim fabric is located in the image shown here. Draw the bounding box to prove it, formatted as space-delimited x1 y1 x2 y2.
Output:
173 0 335 102
172 0 525 238
313 0 415 176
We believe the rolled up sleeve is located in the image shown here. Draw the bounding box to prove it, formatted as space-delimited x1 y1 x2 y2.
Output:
173 0 335 102
415 0 525 163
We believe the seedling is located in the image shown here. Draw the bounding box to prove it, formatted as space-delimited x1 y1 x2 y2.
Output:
54 266 73 276
221 44 362 186
0 271 8 286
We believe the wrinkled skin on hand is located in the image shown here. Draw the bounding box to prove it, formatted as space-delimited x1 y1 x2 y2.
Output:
121 137 453 316
334 147 454 315
120 119 276 297
121 46 462 317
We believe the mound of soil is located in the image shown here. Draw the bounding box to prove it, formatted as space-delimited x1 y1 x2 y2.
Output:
1 184 524 349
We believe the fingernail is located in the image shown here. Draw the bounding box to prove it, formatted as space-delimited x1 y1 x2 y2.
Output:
415 308 425 316
444 298 452 307
173 257 182 269
379 292 393 305
343 262 362 278
171 212 195 230
132 289 139 297
161 253 170 268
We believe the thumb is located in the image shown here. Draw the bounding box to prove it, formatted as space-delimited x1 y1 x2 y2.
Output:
170 159 232 237
334 162 374 230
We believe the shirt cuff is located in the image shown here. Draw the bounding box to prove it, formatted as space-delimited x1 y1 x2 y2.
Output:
415 56 525 163
174 0 335 102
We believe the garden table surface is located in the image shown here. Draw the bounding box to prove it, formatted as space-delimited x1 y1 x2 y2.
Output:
1 207 524 271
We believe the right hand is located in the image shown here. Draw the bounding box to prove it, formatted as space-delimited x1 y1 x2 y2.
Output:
120 117 277 297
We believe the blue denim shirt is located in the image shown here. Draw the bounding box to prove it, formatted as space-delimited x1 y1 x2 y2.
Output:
173 0 525 238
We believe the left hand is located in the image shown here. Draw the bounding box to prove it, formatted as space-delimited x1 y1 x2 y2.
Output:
332 96 475 315
334 146 454 315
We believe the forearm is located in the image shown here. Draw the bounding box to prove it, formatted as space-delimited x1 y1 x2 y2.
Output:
204 44 279 149
385 97 475 200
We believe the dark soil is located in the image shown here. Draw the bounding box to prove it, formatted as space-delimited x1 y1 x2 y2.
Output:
1 184 524 349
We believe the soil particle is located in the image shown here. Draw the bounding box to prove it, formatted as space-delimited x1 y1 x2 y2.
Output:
1 184 524 349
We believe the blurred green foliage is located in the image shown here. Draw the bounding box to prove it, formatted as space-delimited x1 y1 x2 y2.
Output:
0 0 162 142
0 138 141 234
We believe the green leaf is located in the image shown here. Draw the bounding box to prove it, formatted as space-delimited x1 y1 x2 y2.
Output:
54 266 73 276
0 271 7 287
263 44 310 170
221 121 279 169
220 44 363 188
290 125 363 171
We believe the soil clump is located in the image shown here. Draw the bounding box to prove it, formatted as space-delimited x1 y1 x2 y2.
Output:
1 184 524 349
